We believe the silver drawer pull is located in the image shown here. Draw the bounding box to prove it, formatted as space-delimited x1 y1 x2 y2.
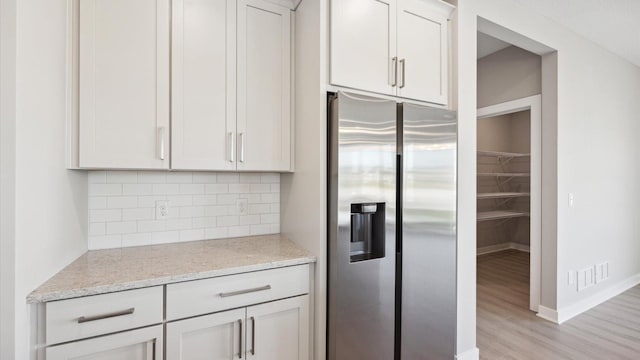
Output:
77 307 135 324
219 285 272 298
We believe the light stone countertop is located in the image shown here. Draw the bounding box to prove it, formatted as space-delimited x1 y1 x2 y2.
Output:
27 234 316 304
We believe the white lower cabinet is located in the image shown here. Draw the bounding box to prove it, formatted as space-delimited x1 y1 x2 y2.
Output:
166 295 308 360
45 325 163 360
246 296 309 360
41 265 312 360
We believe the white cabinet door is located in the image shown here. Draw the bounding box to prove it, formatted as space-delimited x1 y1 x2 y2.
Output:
397 0 449 105
246 296 309 360
330 0 397 96
78 0 170 169
166 308 246 360
46 325 163 360
171 0 237 170
237 0 292 171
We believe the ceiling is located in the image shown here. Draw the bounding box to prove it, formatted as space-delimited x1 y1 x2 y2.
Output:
513 0 640 67
477 32 512 59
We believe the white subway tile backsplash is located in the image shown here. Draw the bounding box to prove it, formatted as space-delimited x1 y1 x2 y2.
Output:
248 204 270 214
250 184 270 193
88 235 122 250
194 195 218 206
153 184 180 195
123 184 153 196
91 184 122 196
89 223 106 236
180 184 204 195
138 195 167 208
229 226 251 237
107 196 138 209
152 231 180 245
180 229 205 242
261 174 279 184
205 184 229 194
88 171 106 184
138 220 166 233
122 208 155 221
192 217 217 229
106 171 138 184
106 221 137 235
193 173 217 183
239 215 261 225
217 215 239 227
166 218 192 231
166 172 193 184
205 227 228 239
205 205 228 217
122 233 152 247
217 173 239 183
217 194 238 205
88 171 279 249
90 209 122 223
138 172 167 184
89 197 107 210
240 173 262 184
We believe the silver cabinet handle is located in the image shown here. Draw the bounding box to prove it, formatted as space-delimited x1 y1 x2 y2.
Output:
219 285 271 298
239 132 245 163
158 127 166 160
77 307 135 324
229 132 235 162
399 59 406 89
390 57 398 87
250 316 256 355
238 319 243 359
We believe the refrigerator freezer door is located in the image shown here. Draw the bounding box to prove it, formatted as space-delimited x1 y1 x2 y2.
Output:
328 92 397 360
401 103 457 359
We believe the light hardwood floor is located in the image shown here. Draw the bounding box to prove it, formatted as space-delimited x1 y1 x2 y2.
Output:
477 250 640 359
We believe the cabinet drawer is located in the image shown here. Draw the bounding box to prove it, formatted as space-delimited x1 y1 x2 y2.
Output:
46 286 163 345
166 264 309 320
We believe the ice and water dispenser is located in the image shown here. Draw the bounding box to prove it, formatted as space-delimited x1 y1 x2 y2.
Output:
349 202 385 262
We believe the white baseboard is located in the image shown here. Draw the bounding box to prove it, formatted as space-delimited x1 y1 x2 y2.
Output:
555 272 640 324
456 347 479 360
536 305 559 323
477 242 530 255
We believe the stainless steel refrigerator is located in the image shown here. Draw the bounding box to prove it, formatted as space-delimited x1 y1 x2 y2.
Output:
328 91 457 360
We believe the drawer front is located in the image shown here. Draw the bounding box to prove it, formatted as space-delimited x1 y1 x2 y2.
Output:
166 264 310 320
46 286 163 345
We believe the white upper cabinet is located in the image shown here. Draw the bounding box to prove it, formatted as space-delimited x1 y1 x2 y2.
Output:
330 0 397 96
78 0 170 169
237 0 292 172
330 0 454 105
171 0 236 171
397 0 450 104
72 0 294 171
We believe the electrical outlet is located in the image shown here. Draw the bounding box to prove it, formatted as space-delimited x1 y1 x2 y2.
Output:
156 201 170 220
578 267 595 291
236 198 248 216
568 271 576 286
568 193 575 208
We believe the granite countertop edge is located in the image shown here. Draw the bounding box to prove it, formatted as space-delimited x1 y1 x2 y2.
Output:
26 235 316 304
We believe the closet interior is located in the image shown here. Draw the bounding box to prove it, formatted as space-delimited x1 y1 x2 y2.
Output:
477 110 531 252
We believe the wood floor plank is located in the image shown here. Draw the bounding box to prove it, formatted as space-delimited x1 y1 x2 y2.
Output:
477 250 640 359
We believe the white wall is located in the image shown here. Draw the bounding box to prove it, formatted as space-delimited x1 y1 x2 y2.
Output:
0 0 17 356
477 45 541 108
7 0 88 358
457 0 640 355
280 0 328 358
